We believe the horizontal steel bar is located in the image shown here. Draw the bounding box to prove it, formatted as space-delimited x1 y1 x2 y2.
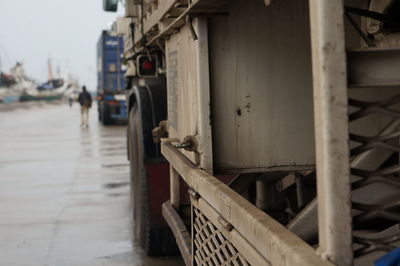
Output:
287 198 318 245
347 48 400 88
161 141 332 266
162 201 192 265
131 0 228 54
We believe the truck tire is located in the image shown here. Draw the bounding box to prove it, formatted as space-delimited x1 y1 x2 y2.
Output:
102 104 112 125
128 104 178 256
98 107 103 122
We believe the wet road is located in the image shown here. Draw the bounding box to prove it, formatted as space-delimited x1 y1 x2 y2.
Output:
0 103 184 266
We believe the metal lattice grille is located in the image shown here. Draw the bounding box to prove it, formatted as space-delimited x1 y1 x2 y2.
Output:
349 94 400 258
193 207 250 266
353 232 400 257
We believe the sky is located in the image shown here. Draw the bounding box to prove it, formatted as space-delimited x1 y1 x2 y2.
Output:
0 0 124 91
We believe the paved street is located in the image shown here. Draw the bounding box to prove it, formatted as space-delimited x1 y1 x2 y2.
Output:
0 102 184 266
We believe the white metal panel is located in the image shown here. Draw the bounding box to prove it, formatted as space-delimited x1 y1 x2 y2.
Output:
115 17 131 36
125 0 138 17
209 0 315 173
165 20 213 170
166 25 199 165
309 0 353 265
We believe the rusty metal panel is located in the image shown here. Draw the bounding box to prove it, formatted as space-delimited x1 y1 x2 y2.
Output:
209 0 315 173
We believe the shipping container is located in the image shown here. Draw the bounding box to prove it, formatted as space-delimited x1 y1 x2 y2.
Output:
97 30 127 124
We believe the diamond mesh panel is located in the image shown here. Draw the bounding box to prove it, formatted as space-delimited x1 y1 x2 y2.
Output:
193 207 250 266
349 94 400 257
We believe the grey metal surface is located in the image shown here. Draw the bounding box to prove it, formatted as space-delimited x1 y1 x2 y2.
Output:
161 141 333 266
348 48 400 88
209 0 315 173
309 0 353 265
205 0 400 170
289 119 400 245
162 201 191 266
287 199 318 244
349 94 400 260
192 206 250 266
0 103 184 266
354 224 400 265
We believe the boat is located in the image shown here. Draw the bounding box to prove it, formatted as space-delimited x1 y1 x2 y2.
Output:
0 64 27 103
20 59 68 102
0 72 18 103
20 78 67 101
0 87 21 103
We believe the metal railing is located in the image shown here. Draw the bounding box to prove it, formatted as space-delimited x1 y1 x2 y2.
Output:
161 142 332 266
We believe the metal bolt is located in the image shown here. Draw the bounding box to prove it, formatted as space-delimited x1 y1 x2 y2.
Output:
175 142 191 149
188 189 200 201
218 216 233 232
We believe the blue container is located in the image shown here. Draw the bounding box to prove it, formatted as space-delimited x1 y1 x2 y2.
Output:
97 31 126 94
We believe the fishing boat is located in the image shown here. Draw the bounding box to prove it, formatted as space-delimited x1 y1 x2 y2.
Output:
0 63 34 103
20 59 67 101
20 78 67 101
0 72 20 103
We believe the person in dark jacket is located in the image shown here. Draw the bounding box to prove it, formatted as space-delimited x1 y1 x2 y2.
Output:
78 86 92 127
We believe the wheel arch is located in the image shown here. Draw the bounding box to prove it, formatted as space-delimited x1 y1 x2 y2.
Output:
127 79 167 160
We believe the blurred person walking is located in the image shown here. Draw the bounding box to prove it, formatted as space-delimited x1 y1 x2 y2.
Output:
68 95 73 108
78 86 92 127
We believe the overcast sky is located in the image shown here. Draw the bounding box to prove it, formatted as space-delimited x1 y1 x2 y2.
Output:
0 0 123 91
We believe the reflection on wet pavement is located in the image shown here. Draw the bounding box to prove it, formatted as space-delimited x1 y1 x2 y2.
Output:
0 103 184 266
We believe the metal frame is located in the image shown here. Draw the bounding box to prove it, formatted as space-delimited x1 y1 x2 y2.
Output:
309 1 352 265
119 0 400 265
162 142 333 266
163 201 192 265
127 0 228 56
191 197 268 266
164 1 353 264
194 16 213 174
347 48 400 88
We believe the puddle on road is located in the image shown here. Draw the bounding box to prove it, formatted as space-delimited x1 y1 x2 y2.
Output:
101 163 129 168
103 182 129 189
107 193 126 197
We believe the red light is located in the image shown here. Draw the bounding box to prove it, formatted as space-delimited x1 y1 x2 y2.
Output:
97 92 104 101
142 61 153 71
108 100 119 106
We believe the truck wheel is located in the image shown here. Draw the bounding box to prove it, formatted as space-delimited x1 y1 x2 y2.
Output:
128 104 177 256
102 104 112 125
98 108 102 122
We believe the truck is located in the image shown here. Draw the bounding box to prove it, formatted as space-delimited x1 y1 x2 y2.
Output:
97 30 127 125
104 0 400 265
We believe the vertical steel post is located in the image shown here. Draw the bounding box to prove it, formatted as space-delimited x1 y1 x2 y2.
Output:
170 166 180 209
195 16 213 174
308 1 352 265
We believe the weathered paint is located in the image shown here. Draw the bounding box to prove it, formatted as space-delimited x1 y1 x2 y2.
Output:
209 0 315 173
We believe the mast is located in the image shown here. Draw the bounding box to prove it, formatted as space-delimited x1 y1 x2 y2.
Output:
48 58 54 81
